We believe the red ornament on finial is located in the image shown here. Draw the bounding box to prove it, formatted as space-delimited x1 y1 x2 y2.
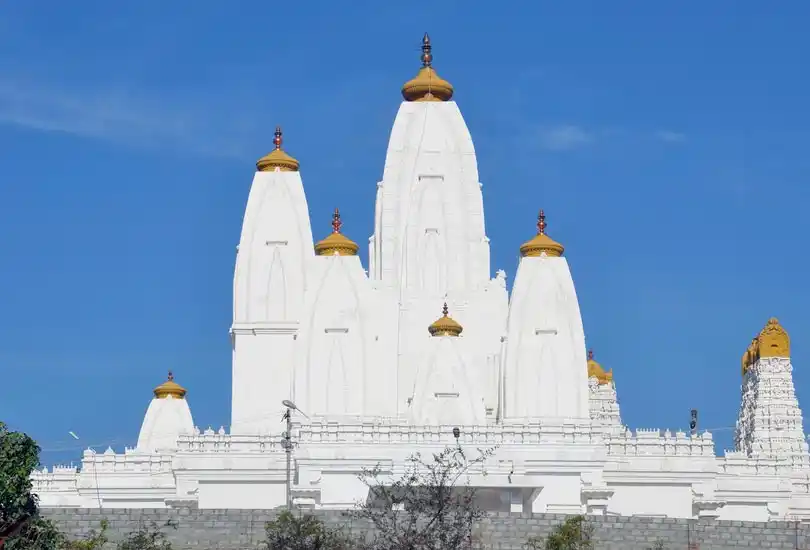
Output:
587 349 594 361
273 126 283 150
442 302 449 316
168 370 174 381
332 208 342 233
537 210 547 235
421 33 432 67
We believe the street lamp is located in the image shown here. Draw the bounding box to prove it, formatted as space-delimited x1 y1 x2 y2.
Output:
281 400 309 510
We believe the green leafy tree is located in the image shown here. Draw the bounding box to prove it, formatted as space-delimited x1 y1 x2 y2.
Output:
262 510 354 550
0 421 46 549
5 517 63 550
116 520 176 550
526 515 593 550
63 519 109 550
351 445 496 550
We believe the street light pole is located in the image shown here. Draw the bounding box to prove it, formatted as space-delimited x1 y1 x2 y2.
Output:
282 406 293 510
280 400 308 511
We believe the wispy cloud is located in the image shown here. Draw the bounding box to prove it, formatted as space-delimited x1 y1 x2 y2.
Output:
536 125 594 151
654 130 687 144
0 79 252 158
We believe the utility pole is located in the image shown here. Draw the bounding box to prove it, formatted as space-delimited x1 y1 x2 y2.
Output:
281 406 293 510
280 400 307 511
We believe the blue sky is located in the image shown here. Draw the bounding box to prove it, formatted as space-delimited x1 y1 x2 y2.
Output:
2 1 809 465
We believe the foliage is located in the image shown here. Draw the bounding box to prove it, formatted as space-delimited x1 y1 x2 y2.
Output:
647 540 666 550
63 519 109 550
263 510 354 550
116 520 176 550
351 444 496 550
0 421 44 548
525 515 593 550
4 517 63 550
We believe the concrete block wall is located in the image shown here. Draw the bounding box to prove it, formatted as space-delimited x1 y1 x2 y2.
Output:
42 508 810 549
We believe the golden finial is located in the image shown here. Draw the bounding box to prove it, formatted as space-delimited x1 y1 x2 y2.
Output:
314 208 359 256
587 349 613 385
401 33 454 102
153 370 187 399
743 318 790 375
256 126 300 172
428 302 463 337
519 210 565 257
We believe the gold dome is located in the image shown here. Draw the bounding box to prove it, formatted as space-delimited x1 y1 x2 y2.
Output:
154 371 187 399
742 318 790 375
587 349 613 385
401 33 454 102
314 208 359 256
256 126 300 172
428 303 463 337
519 210 565 258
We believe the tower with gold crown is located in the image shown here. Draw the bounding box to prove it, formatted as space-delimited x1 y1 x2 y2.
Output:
734 318 809 468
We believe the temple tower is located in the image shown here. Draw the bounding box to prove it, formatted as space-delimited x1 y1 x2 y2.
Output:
369 34 507 415
231 129 314 434
136 372 194 452
586 350 623 432
734 318 809 469
502 211 589 421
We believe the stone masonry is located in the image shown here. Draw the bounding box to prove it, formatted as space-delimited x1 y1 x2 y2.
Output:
42 507 810 549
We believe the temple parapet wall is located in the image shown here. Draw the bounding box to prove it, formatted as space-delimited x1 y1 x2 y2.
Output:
605 428 715 458
721 449 810 475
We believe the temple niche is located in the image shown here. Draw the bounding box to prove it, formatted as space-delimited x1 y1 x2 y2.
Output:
32 35 810 522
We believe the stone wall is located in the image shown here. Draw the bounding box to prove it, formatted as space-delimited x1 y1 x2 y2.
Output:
42 507 810 549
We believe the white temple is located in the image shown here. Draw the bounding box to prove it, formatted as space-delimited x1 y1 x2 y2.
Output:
33 35 810 521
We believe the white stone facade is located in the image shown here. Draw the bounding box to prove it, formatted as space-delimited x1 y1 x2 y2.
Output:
32 39 810 521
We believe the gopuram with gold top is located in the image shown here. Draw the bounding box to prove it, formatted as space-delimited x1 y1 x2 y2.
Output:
33 35 810 521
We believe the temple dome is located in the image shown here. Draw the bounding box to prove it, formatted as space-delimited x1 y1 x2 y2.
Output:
520 210 564 258
428 303 463 337
256 126 300 172
401 33 454 102
153 371 187 399
314 208 359 256
587 350 613 385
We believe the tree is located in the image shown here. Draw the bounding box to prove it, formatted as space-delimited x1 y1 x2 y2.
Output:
526 515 593 550
351 445 496 550
116 520 176 550
263 510 354 550
63 519 109 550
0 421 44 549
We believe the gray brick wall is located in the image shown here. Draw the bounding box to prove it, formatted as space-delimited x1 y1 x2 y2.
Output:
41 507 810 549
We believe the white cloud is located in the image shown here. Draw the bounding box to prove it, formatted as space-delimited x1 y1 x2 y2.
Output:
655 130 687 143
0 79 250 157
536 125 594 151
